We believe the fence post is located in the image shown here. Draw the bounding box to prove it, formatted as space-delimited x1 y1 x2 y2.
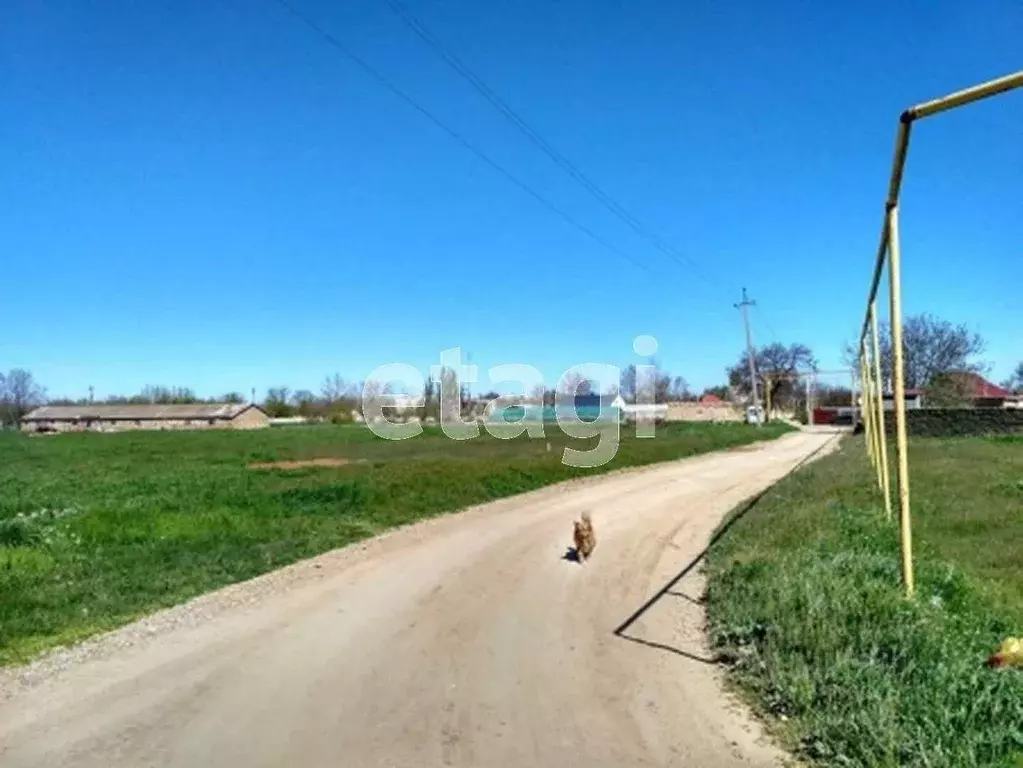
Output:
860 352 875 468
870 302 892 520
886 206 914 597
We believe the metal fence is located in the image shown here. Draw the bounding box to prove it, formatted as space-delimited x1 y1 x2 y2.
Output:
856 70 1023 597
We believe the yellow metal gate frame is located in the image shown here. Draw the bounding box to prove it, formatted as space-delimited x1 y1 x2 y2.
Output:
857 70 1023 598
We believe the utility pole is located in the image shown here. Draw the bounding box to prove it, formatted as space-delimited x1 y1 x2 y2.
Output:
805 375 813 426
734 288 760 418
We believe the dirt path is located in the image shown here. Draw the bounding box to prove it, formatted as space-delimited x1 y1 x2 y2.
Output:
0 430 839 767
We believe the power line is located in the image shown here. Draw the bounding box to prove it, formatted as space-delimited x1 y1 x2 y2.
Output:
269 0 654 276
380 0 729 292
755 305 783 344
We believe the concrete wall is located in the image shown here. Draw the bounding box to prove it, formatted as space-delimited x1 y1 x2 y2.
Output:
665 402 742 423
22 408 270 433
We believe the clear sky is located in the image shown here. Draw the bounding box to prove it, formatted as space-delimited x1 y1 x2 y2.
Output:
3 0 1020 400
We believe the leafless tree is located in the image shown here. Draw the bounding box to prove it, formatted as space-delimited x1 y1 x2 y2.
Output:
290 390 317 414
843 313 987 392
558 372 588 401
0 368 46 426
729 343 817 408
321 373 352 404
263 387 293 417
668 376 691 401
1000 361 1023 394
129 385 198 404
619 364 637 403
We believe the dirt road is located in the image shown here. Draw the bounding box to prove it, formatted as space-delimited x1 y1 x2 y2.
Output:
0 430 838 767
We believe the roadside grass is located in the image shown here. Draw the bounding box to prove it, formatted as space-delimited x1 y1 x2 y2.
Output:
706 436 1023 767
0 420 791 666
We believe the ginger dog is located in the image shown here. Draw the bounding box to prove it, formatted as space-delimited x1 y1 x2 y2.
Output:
573 511 596 563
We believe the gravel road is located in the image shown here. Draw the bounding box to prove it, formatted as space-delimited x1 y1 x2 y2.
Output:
0 430 839 767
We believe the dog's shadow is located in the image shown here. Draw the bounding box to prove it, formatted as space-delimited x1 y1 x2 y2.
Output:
562 546 581 563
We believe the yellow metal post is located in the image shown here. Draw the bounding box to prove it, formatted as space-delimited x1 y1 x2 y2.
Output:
887 206 914 596
861 350 877 470
870 302 892 519
861 352 876 468
907 70 1023 120
864 346 884 492
853 70 1023 591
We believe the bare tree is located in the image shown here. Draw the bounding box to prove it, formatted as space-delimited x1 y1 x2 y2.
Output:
728 343 817 408
321 373 351 404
1001 361 1023 394
263 387 293 418
290 390 317 417
668 376 691 401
0 369 46 426
558 372 588 401
654 373 671 403
130 385 199 404
360 379 382 420
619 364 637 403
434 367 461 412
634 358 674 403
843 313 987 392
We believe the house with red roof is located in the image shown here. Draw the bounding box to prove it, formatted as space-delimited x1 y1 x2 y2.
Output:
945 372 1021 408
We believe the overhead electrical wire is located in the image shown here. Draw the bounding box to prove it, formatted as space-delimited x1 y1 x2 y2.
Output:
755 305 783 345
270 0 655 275
380 0 730 292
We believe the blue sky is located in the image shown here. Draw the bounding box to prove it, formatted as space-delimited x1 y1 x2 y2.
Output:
2 0 1020 400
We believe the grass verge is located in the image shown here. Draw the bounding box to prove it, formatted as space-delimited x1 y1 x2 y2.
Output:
0 420 791 666
706 436 1023 767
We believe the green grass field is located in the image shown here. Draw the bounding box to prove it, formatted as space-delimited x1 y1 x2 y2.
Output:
706 435 1023 767
0 420 791 666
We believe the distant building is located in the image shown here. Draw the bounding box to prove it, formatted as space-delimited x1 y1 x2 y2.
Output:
20 403 270 434
944 372 1021 408
875 374 1021 411
880 389 924 411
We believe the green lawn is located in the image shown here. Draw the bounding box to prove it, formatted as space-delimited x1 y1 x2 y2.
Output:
0 420 791 666
706 435 1023 767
